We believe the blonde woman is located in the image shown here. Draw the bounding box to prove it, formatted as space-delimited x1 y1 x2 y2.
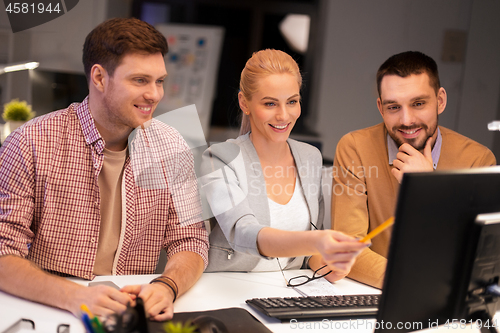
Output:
200 49 366 283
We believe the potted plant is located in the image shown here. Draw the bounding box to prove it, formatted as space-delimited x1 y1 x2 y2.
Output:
163 321 197 333
1 99 35 142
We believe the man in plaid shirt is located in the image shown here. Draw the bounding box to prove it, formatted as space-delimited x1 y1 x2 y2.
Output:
0 18 209 321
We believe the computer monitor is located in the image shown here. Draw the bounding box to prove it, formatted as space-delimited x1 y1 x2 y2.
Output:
375 167 500 333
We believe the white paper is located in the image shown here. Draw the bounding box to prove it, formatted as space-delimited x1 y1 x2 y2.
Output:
293 277 340 296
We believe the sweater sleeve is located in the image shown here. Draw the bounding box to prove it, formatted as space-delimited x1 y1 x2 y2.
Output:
331 133 386 288
475 149 496 167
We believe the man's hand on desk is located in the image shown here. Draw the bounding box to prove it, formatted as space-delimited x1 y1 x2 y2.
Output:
311 231 368 282
0 255 136 320
120 283 174 321
71 284 135 318
309 256 351 282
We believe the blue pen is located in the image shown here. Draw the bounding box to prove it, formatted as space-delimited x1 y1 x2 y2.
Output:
81 313 95 333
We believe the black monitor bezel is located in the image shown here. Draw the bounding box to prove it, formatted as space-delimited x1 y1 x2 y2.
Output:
375 167 500 332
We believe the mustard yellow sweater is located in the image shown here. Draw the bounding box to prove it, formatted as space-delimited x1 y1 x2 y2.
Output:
332 123 496 288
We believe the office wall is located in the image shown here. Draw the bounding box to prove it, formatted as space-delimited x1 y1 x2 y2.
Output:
1 0 499 157
0 0 133 73
457 0 500 155
0 0 132 110
0 8 18 107
312 0 500 161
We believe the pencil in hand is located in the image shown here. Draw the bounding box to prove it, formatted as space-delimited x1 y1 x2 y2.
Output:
359 217 394 243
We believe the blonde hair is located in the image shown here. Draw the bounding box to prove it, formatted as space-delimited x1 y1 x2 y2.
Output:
239 49 302 135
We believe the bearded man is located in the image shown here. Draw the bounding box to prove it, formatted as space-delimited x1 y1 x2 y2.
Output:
331 51 496 289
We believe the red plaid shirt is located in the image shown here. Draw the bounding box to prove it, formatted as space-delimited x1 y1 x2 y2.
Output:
0 97 208 280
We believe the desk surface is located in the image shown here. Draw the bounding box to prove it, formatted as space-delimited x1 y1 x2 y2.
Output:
0 271 485 333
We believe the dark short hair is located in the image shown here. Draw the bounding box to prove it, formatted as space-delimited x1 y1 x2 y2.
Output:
376 51 440 97
82 17 168 80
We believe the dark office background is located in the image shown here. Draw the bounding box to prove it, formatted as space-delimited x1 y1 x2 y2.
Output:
132 0 320 135
1 0 499 160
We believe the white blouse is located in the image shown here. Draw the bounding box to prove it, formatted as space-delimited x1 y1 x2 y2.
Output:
252 177 310 271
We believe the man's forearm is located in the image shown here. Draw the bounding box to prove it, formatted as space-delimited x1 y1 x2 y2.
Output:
160 251 205 297
0 255 85 313
347 248 387 289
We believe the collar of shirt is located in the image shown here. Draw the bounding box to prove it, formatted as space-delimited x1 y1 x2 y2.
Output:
387 127 442 169
76 96 105 154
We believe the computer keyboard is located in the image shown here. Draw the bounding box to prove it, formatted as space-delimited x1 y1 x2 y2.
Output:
246 294 379 320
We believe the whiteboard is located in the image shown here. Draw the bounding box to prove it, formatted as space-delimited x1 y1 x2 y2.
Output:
155 23 224 142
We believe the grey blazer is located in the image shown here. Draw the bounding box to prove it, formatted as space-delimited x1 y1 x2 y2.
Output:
199 133 324 272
